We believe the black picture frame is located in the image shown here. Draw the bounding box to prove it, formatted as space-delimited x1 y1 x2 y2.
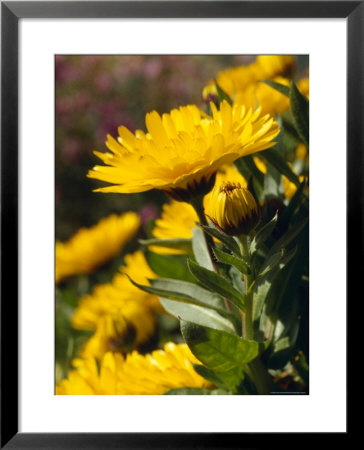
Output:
1 1 359 448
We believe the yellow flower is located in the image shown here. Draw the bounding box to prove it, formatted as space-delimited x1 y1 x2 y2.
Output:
203 55 308 118
255 55 295 79
283 175 306 201
253 156 267 174
88 101 279 202
56 353 125 395
203 55 295 102
151 164 247 253
295 143 308 161
297 77 309 99
234 76 309 117
201 81 218 102
209 182 261 236
56 343 211 395
80 307 156 361
71 250 161 332
55 212 140 284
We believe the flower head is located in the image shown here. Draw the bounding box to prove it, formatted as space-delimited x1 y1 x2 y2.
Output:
203 55 295 102
55 212 140 284
71 250 161 332
56 343 211 395
88 101 279 201
209 182 261 236
151 164 247 253
80 309 155 361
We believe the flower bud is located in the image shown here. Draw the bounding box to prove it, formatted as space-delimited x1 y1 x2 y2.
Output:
209 182 261 236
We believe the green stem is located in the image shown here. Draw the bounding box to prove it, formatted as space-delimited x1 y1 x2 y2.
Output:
238 235 254 340
238 235 272 394
248 358 272 395
191 196 215 251
190 196 232 313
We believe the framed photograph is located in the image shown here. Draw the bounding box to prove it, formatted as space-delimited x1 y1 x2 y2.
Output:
1 1 358 447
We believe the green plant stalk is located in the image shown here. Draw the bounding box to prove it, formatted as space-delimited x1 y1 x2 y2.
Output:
190 196 232 313
238 234 253 340
248 358 272 395
239 234 271 394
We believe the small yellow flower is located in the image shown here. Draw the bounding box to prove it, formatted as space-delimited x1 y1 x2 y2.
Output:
252 156 267 174
151 164 247 253
56 343 211 395
88 101 279 202
71 250 161 332
201 81 218 102
209 182 261 236
55 212 140 284
283 175 306 201
295 143 308 161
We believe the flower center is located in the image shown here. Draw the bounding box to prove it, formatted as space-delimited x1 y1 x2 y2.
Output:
219 182 242 194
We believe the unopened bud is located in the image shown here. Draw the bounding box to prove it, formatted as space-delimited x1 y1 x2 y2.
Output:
209 182 261 236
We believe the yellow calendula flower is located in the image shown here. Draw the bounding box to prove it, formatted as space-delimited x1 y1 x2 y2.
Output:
203 55 295 102
56 343 211 395
80 307 156 361
151 164 247 253
88 101 279 202
56 352 125 395
209 182 261 236
71 250 161 333
55 212 140 284
229 75 309 118
255 55 295 79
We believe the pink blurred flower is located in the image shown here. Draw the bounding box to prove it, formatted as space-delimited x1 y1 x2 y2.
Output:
61 138 83 165
139 203 159 228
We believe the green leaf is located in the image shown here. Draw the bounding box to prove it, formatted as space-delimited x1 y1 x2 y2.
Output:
261 148 300 187
234 156 265 202
129 276 228 315
139 237 192 254
163 387 229 395
192 364 226 388
213 247 250 275
145 252 195 283
192 227 214 271
213 367 245 393
262 80 290 97
279 179 307 228
250 212 278 254
259 246 297 278
181 321 262 373
290 81 309 146
266 218 308 260
268 336 292 369
201 225 240 256
160 298 236 334
187 258 246 312
215 82 232 105
252 279 271 323
281 112 302 149
193 363 244 393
